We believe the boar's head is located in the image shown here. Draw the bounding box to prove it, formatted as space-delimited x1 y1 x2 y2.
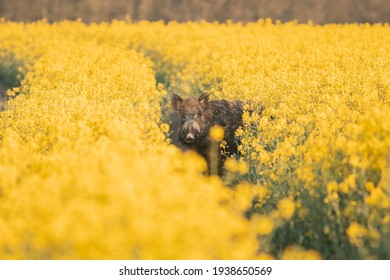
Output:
171 93 210 147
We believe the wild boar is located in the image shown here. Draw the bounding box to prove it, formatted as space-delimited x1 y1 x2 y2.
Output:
171 92 247 174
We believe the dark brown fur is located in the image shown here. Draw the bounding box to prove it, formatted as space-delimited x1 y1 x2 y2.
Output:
171 93 247 174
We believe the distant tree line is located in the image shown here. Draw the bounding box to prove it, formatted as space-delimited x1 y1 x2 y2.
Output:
0 0 389 24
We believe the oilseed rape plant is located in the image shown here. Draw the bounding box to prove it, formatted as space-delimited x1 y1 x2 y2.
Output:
0 19 389 260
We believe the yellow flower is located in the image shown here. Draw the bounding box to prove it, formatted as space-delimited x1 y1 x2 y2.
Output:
347 222 368 246
382 215 390 225
224 158 238 173
277 197 296 220
156 82 164 91
234 182 254 211
235 127 244 137
326 181 338 194
252 215 275 236
209 125 224 142
365 186 390 208
160 123 170 133
253 185 268 202
250 152 257 160
339 174 356 193
365 182 375 192
237 160 249 174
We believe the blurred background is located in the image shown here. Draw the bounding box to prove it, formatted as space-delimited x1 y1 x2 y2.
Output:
0 0 389 24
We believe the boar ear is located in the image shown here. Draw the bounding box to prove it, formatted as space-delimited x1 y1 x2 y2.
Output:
171 94 183 111
198 92 210 107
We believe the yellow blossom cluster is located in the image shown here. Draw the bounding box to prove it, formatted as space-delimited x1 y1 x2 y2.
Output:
1 19 389 259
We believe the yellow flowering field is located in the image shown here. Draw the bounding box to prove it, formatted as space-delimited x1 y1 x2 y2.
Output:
0 19 389 259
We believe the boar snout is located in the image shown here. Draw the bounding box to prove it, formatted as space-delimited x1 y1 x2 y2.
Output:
184 133 195 143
